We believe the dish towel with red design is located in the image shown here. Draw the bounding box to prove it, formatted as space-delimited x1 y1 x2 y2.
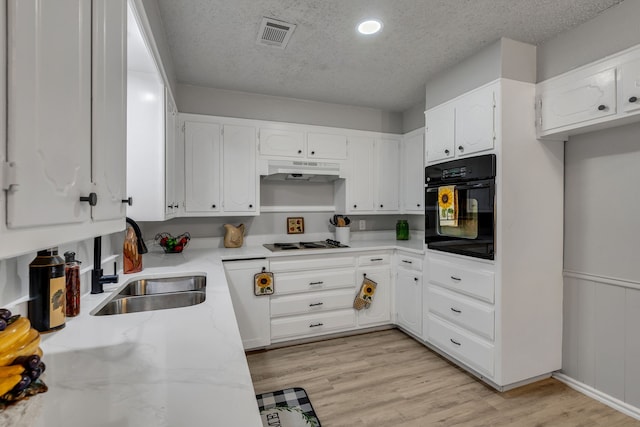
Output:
353 276 377 310
438 185 458 227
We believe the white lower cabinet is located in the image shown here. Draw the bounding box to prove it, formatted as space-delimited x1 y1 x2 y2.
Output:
355 254 392 327
428 314 494 376
395 253 423 337
223 259 271 350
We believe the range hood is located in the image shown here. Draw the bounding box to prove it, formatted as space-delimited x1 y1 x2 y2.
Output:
261 159 343 182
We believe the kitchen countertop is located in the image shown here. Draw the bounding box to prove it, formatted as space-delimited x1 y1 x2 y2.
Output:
1 235 424 426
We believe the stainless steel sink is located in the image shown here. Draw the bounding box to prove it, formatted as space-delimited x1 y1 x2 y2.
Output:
92 291 206 316
117 275 206 296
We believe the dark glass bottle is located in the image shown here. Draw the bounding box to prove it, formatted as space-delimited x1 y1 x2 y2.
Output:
396 220 409 240
29 248 66 332
64 251 81 317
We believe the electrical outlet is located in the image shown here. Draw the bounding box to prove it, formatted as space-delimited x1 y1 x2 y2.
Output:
359 220 366 230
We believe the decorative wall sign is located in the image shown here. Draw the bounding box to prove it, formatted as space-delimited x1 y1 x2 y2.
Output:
287 217 305 234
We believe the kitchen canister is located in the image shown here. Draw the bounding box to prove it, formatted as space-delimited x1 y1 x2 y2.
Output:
335 226 350 245
396 220 409 240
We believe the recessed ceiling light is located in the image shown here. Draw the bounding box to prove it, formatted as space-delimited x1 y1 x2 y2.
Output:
357 19 382 35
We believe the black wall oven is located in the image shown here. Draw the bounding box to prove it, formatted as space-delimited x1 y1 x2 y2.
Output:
425 154 496 260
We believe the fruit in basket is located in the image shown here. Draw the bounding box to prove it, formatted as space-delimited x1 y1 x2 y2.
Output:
154 232 191 253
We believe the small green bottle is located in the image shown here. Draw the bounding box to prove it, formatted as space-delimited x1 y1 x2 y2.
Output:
396 220 409 240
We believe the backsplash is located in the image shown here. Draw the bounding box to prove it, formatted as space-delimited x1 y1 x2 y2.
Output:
0 233 124 311
138 212 425 241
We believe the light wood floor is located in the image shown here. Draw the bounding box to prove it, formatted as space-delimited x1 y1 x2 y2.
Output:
247 329 640 426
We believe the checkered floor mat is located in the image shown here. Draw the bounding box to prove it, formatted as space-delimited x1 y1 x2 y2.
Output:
256 387 321 427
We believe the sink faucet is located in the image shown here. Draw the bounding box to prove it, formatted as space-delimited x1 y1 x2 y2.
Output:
91 236 119 294
126 217 148 255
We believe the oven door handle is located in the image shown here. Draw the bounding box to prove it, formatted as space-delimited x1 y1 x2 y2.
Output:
427 182 491 191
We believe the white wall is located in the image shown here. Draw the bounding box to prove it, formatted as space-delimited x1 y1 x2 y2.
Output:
177 83 404 134
402 102 425 133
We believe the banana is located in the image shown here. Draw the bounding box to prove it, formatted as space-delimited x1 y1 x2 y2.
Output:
0 330 41 367
0 317 31 354
0 374 22 396
0 365 24 378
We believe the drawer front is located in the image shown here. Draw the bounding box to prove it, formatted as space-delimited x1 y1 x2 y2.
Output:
396 253 423 271
428 286 494 340
358 253 391 266
275 268 354 295
271 289 354 317
271 309 356 341
428 256 495 303
428 314 494 376
270 255 355 272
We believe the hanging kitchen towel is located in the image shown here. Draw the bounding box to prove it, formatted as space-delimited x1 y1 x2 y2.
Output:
353 276 377 310
438 185 458 227
254 268 274 296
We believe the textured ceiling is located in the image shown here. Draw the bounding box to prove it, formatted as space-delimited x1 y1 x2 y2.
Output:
156 0 623 112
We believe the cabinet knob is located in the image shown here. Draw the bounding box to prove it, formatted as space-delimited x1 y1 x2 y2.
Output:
211 204 216 209
121 197 133 206
458 145 464 152
598 104 607 111
417 203 421 207
414 277 419 282
630 96 638 103
249 204 253 208
380 204 383 208
79 192 98 206
444 149 450 155
311 151 315 155
353 204 357 208
297 150 302 154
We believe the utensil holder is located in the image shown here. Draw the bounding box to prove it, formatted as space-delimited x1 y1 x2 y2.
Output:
335 226 350 245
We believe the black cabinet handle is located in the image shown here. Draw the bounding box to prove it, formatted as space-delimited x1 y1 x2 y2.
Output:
450 307 462 314
309 302 324 307
121 197 133 206
311 151 315 155
450 276 462 281
417 203 421 207
353 204 357 208
458 145 464 152
598 104 607 111
211 204 216 208
309 323 323 328
297 150 302 154
402 260 412 264
370 258 383 261
629 96 638 103
380 204 384 208
309 281 324 285
79 192 97 206
414 277 419 282
444 149 450 155
450 338 461 346
249 204 253 208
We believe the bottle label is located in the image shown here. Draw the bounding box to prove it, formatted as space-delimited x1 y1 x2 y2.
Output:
49 276 66 328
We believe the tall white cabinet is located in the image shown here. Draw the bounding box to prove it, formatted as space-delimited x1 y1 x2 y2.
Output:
1 0 127 259
424 79 564 389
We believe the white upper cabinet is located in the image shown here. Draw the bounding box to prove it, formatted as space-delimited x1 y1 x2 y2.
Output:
307 133 347 160
375 138 400 212
184 121 221 213
1 0 127 259
222 124 258 214
401 129 424 214
92 0 127 223
425 103 455 163
165 92 179 217
454 84 496 157
621 57 640 114
259 128 305 158
426 82 496 164
539 68 616 133
6 0 92 229
344 136 375 212
536 44 640 139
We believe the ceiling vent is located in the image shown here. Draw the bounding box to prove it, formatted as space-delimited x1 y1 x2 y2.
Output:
256 17 296 49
